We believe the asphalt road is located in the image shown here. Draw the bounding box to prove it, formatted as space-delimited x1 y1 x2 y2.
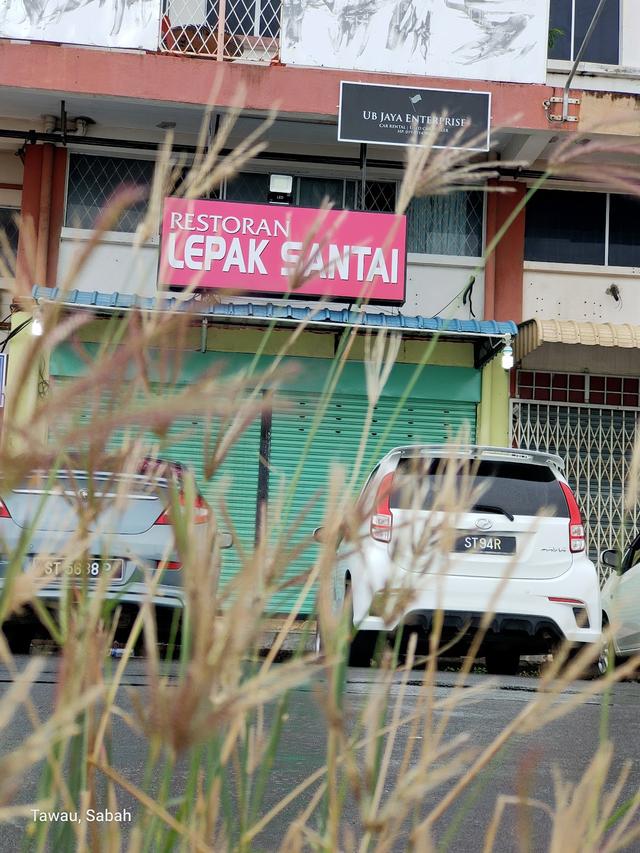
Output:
1 657 639 852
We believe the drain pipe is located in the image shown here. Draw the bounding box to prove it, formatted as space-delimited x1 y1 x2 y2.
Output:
200 316 208 352
35 144 54 284
551 0 609 122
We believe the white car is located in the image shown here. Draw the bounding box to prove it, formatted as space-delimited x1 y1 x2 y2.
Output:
331 445 601 674
600 540 640 664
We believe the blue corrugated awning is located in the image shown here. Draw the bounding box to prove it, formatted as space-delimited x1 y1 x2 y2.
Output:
32 286 518 339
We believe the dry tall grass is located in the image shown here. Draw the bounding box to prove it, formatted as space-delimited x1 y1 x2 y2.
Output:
0 113 638 853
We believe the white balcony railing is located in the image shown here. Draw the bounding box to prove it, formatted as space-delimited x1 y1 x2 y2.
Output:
160 0 280 61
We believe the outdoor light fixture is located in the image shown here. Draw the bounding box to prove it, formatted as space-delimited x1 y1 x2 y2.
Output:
31 312 43 337
268 174 293 205
501 335 513 370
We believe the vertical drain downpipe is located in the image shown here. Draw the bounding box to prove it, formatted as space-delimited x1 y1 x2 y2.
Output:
34 143 54 285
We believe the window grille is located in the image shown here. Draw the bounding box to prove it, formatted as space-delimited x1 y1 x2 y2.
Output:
407 192 483 257
161 0 280 61
511 395 640 576
65 154 155 233
359 180 396 214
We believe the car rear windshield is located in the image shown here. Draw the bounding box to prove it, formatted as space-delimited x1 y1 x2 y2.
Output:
390 458 569 518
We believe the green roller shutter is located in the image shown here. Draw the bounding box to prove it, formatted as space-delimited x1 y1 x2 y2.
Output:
153 413 260 587
267 391 477 614
47 376 260 589
49 344 480 615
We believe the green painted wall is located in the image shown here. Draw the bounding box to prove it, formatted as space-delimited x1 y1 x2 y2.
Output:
72 322 476 368
51 343 481 403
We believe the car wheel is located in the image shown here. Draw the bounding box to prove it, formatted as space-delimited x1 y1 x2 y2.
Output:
592 615 616 679
349 629 379 667
3 627 33 656
484 647 520 676
345 584 381 667
595 641 610 678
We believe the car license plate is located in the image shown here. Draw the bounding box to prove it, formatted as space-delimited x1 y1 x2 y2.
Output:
34 558 124 580
454 535 516 555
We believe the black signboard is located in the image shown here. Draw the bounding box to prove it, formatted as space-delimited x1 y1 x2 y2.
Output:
338 81 491 152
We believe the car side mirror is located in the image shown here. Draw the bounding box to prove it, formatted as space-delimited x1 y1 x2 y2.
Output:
218 531 233 549
600 549 620 569
313 525 346 543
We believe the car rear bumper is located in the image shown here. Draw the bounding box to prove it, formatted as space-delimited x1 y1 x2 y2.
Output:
0 581 185 617
392 609 567 654
349 558 602 647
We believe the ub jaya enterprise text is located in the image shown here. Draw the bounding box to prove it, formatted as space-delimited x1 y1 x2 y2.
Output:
362 111 468 126
165 213 402 284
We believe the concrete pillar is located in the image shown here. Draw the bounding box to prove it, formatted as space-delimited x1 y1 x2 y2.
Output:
476 357 510 447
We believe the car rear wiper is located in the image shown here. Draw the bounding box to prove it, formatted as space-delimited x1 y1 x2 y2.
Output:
472 504 515 522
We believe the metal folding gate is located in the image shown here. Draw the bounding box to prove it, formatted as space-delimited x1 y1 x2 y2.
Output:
511 399 640 579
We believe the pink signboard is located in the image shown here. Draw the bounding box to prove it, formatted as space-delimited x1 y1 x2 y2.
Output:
159 198 407 304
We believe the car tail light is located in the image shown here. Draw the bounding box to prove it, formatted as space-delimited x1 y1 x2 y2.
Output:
154 493 210 526
548 596 585 606
559 481 585 553
156 560 182 571
370 472 395 542
0 498 10 519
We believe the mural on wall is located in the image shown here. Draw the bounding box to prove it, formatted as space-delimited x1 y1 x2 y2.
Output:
281 0 549 84
0 0 161 49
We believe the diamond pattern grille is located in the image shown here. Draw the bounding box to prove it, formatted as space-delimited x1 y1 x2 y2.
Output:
161 0 280 61
0 208 19 277
407 191 483 257
358 181 397 213
511 399 640 580
65 154 155 233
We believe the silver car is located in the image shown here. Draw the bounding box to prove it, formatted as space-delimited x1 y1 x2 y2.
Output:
0 457 231 652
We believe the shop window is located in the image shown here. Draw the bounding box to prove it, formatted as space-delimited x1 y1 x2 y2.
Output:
225 173 387 213
608 195 640 267
0 207 19 276
623 378 639 408
406 191 483 257
589 375 605 405
516 371 640 408
524 190 606 265
65 154 155 233
298 177 356 210
526 189 640 268
569 374 586 403
549 0 620 65
224 172 271 203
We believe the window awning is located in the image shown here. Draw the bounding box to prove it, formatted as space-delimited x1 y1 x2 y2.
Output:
516 318 640 362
